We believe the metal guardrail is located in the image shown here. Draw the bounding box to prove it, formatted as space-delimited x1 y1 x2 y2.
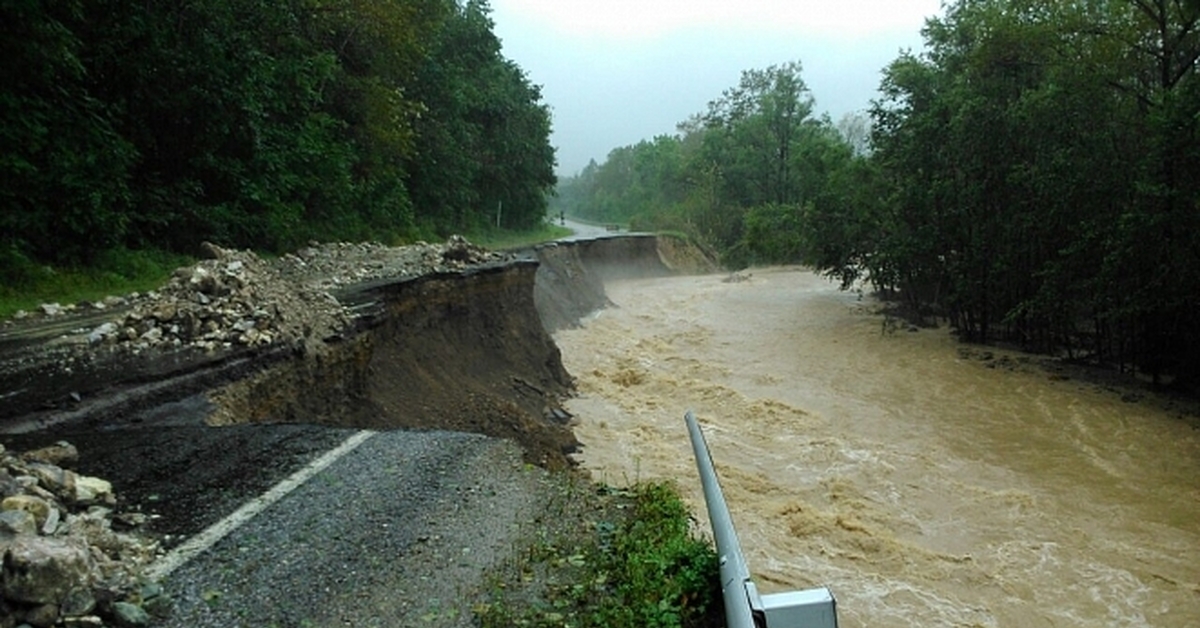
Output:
685 411 839 628
686 410 759 628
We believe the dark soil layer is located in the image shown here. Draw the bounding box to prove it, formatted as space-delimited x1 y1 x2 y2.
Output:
210 262 579 468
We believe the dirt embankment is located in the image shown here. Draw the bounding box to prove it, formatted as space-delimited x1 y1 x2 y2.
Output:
0 234 716 467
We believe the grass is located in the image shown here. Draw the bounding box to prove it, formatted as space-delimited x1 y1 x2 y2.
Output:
468 222 572 250
477 479 723 628
0 247 193 319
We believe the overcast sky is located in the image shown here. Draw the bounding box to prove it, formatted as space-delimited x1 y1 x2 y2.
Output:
488 0 944 176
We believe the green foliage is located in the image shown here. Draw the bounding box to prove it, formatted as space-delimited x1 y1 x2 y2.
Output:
0 247 191 318
478 481 721 628
589 483 720 628
859 0 1200 382
407 0 556 234
1 0 555 276
561 0 1200 385
468 222 571 250
555 61 852 267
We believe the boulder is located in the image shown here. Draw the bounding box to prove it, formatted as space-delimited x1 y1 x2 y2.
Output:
23 601 59 627
20 442 79 466
0 471 22 499
0 510 36 536
111 601 150 627
1 536 95 605
41 507 60 535
87 323 118 345
24 463 76 500
1 495 51 528
73 477 113 505
60 584 97 616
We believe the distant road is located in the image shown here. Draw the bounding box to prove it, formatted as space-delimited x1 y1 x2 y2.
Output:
558 218 615 241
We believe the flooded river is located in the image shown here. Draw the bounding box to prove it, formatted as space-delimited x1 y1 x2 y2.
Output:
555 267 1200 627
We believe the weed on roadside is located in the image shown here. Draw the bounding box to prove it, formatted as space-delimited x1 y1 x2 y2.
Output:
477 479 722 628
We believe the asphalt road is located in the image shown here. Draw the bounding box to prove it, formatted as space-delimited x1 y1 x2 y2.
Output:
156 430 554 628
1 421 558 627
559 218 616 241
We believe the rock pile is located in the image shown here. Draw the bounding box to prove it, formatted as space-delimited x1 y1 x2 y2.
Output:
88 243 350 354
1 442 162 627
73 236 509 355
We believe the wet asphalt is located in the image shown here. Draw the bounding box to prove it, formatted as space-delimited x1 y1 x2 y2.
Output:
2 423 551 627
155 430 548 628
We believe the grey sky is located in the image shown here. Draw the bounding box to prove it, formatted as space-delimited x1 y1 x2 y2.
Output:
489 0 943 176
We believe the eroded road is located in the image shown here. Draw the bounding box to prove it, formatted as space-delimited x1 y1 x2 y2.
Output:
7 246 1196 627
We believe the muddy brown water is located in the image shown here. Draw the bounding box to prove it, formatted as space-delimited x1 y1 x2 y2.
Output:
555 267 1200 628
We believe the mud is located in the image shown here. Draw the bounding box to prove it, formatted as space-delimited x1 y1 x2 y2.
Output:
210 261 579 467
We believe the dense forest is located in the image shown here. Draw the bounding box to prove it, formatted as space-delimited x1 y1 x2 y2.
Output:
1 0 555 270
554 0 1200 387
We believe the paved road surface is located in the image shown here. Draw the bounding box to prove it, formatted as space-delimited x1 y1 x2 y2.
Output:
1 419 558 627
156 430 553 628
558 218 614 241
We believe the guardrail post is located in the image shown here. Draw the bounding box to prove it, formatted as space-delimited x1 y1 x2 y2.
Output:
685 411 839 628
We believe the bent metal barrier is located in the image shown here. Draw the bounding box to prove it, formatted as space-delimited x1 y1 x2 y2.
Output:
685 411 839 628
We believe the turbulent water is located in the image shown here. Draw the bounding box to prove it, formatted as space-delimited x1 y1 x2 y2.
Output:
555 267 1200 628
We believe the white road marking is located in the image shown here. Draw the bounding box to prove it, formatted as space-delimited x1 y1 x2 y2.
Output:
145 429 377 580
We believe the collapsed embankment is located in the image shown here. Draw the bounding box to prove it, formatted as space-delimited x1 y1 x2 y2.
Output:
0 234 716 467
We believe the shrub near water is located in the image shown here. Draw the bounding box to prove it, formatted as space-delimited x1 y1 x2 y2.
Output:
479 480 722 628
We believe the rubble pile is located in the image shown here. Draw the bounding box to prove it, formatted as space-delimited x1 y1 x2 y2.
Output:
82 243 347 354
278 236 510 290
6 237 512 357
0 442 163 628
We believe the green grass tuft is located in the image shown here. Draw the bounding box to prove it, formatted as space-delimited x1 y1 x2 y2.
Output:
478 480 722 628
468 222 572 250
0 247 192 319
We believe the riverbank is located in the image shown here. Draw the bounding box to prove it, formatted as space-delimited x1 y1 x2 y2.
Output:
0 232 722 626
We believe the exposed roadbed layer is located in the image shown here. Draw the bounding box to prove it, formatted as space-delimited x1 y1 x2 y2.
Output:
0 233 717 626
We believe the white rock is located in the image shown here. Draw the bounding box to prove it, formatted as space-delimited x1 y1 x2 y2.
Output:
1 494 52 527
87 322 118 345
42 506 61 535
74 476 113 504
39 303 63 316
